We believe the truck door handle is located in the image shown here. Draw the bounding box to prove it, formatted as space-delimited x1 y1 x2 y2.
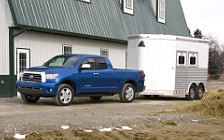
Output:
93 73 99 75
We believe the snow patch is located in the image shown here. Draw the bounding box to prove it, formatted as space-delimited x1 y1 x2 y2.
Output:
99 128 112 132
61 125 70 130
13 133 28 139
84 129 93 132
122 126 132 130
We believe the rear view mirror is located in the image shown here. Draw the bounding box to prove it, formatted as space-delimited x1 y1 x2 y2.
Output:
80 64 91 70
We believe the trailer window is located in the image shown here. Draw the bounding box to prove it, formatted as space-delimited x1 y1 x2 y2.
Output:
189 52 198 66
177 51 187 66
178 56 185 65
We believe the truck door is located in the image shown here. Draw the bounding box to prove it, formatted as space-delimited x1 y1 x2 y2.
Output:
78 57 113 94
93 57 114 93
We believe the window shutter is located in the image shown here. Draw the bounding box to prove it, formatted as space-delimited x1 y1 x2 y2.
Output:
157 0 166 24
123 0 134 15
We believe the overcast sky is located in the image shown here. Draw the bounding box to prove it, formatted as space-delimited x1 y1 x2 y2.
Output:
180 0 224 44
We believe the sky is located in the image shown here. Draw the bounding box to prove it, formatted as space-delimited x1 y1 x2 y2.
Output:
180 0 224 44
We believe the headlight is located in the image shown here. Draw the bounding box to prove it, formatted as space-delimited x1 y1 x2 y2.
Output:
45 74 59 79
18 72 24 81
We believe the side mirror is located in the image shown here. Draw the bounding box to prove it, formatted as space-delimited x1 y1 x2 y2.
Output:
79 64 91 70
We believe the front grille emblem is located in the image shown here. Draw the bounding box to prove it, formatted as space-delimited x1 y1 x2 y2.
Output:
29 75 34 80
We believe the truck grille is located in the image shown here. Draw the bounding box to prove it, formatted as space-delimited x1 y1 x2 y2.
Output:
22 73 42 83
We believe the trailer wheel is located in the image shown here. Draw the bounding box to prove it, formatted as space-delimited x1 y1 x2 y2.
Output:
21 94 40 103
119 83 135 103
196 85 205 100
187 85 197 100
54 84 74 106
89 96 102 100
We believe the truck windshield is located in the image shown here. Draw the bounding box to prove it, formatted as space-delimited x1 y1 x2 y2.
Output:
43 56 81 68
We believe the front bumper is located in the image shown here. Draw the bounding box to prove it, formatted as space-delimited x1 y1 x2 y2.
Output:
16 81 58 97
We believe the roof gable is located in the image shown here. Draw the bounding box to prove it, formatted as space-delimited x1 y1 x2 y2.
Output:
8 0 189 42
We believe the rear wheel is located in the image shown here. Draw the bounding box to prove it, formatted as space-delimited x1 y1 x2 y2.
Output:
21 94 40 103
54 84 74 106
119 83 135 103
196 85 205 100
89 96 102 100
187 85 197 100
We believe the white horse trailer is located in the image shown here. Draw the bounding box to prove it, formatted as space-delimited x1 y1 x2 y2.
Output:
127 34 209 100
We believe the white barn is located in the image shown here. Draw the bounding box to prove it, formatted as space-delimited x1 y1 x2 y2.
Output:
0 0 189 97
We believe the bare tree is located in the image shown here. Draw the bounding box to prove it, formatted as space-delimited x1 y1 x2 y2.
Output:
204 35 224 79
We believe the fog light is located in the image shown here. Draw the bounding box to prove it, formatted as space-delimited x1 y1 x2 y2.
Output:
47 88 52 92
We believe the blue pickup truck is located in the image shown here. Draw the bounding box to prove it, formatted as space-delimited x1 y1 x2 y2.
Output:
17 54 145 106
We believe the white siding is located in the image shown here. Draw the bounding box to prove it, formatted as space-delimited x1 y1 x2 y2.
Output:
0 0 13 75
14 31 127 74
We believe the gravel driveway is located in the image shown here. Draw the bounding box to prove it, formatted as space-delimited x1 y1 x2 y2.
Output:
1 81 224 139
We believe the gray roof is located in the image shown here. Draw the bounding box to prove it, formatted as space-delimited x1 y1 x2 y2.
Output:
8 0 189 42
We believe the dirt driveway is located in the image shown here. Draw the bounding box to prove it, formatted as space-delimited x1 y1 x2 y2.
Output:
1 81 224 139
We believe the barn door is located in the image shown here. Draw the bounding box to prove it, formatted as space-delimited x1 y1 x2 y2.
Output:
17 49 30 78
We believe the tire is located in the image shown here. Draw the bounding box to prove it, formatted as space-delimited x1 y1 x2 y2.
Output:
54 84 74 106
187 85 197 100
89 96 102 100
21 94 40 103
196 85 205 100
119 83 135 103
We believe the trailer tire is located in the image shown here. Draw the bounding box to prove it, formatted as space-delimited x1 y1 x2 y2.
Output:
89 96 102 100
119 83 135 103
54 84 74 106
21 94 40 103
196 85 205 100
187 85 197 100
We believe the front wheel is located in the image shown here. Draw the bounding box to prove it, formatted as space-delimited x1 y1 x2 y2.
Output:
54 84 74 106
119 83 135 103
21 94 40 103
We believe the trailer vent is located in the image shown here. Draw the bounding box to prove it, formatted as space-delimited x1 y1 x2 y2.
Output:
22 73 42 83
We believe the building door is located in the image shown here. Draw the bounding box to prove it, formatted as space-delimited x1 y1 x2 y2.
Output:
17 49 30 78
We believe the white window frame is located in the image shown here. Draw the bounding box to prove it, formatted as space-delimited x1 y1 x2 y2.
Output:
123 0 134 15
79 0 90 3
157 0 166 24
177 51 187 66
100 49 109 58
62 44 72 55
188 52 198 67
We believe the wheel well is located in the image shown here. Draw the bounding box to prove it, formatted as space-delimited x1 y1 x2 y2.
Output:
61 80 76 92
189 83 197 90
125 80 136 89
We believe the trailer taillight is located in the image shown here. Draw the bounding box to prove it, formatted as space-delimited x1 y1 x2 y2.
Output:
141 72 145 78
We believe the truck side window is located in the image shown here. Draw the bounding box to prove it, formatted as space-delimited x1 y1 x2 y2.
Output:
81 58 96 70
95 58 108 70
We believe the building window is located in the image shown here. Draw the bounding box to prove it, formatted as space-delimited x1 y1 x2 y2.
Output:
189 52 198 66
157 0 166 24
123 0 134 15
100 49 109 58
63 45 72 54
177 51 187 66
